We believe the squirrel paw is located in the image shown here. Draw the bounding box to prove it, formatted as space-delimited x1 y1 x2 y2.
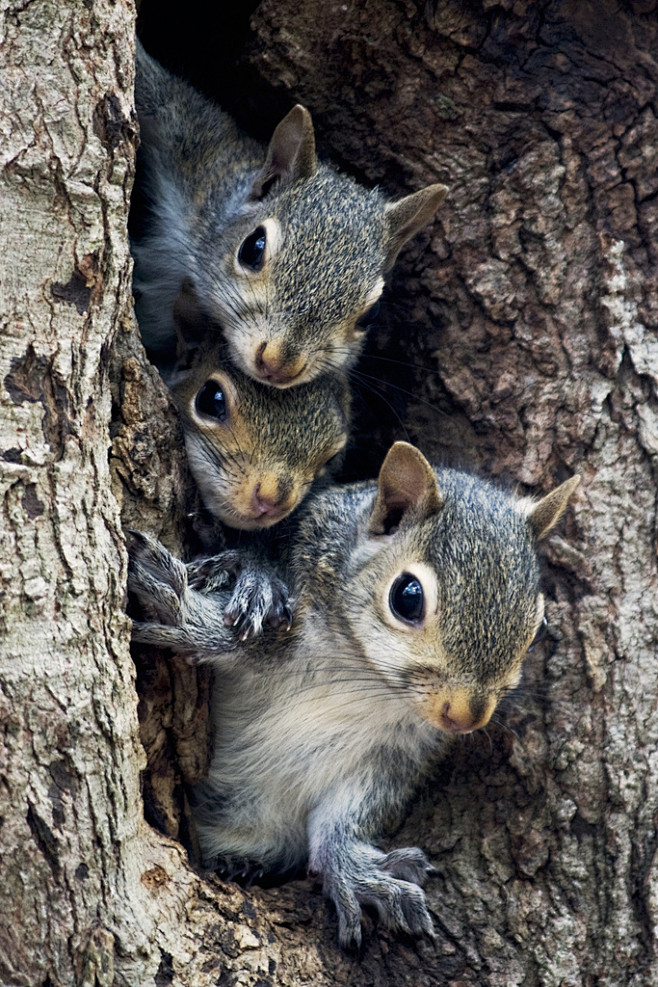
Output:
127 532 231 660
127 531 188 626
321 843 436 949
376 846 437 885
188 552 292 641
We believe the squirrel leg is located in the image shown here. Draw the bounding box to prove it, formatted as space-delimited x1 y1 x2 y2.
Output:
127 532 240 663
308 805 436 949
187 550 292 640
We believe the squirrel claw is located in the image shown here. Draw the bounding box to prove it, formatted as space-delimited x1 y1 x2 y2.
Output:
185 551 292 639
225 568 292 640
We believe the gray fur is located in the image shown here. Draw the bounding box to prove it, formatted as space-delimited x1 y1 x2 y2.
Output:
128 446 577 947
131 43 447 385
165 337 351 532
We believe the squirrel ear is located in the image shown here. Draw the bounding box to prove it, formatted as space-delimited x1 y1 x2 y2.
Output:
251 105 317 199
172 278 209 357
369 441 444 535
383 184 448 270
525 475 581 540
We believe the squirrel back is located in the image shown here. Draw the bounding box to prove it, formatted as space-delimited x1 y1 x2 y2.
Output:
131 42 448 387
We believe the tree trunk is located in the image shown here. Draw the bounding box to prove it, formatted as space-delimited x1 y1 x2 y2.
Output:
2 1 657 985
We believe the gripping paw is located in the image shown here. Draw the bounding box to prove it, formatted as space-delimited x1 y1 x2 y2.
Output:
188 551 292 641
127 532 232 659
127 530 188 626
320 843 436 949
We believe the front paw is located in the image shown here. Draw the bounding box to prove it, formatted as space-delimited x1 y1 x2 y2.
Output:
224 567 292 640
127 531 188 627
376 846 436 885
322 844 436 949
189 552 292 641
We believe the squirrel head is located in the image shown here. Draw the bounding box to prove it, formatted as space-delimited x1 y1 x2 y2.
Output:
346 442 580 733
184 105 448 388
168 336 350 531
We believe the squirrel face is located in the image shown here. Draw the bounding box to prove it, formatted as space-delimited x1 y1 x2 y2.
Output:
341 443 580 733
133 49 448 383
168 344 350 530
193 170 393 388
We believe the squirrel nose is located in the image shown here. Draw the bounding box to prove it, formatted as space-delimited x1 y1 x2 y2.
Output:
439 701 478 733
255 342 306 386
437 693 495 733
251 480 290 519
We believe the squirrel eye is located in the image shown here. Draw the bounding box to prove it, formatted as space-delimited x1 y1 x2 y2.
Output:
389 573 424 625
238 226 267 271
528 616 548 650
195 380 227 421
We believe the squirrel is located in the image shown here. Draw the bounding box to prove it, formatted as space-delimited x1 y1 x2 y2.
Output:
130 41 448 387
164 333 350 638
166 333 350 532
128 440 580 948
154 283 351 637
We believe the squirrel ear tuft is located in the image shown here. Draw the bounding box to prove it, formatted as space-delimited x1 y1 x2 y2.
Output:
369 441 444 535
383 184 448 270
251 105 317 198
526 474 581 540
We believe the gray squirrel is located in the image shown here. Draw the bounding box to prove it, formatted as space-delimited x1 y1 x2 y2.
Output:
128 441 580 948
131 42 448 387
166 331 350 531
159 287 350 635
163 331 350 637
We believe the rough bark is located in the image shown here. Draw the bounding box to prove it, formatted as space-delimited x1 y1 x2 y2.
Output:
2 1 657 986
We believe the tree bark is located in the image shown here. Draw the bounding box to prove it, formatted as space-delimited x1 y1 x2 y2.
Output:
2 1 657 985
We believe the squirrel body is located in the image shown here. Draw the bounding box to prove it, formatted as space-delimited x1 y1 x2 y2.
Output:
131 43 448 387
129 442 579 947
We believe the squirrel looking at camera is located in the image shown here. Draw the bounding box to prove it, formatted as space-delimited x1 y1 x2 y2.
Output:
131 42 448 388
128 441 580 949
165 285 350 532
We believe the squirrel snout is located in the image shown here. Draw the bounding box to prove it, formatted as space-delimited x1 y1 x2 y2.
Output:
255 341 307 387
439 701 479 733
251 478 293 520
421 691 497 734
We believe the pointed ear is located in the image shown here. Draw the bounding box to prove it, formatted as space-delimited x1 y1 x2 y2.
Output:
172 278 208 357
384 183 448 269
526 475 581 540
369 442 443 535
251 105 316 199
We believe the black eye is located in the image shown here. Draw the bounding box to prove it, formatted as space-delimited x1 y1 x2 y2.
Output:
529 616 548 650
195 380 227 421
357 299 381 329
238 226 267 271
389 573 424 624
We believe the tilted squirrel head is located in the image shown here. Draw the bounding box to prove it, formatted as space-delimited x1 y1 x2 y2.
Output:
345 442 580 733
181 105 448 388
168 333 350 531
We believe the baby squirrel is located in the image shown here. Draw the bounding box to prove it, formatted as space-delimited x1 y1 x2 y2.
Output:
158 301 350 638
128 441 580 948
131 41 448 387
166 333 350 532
